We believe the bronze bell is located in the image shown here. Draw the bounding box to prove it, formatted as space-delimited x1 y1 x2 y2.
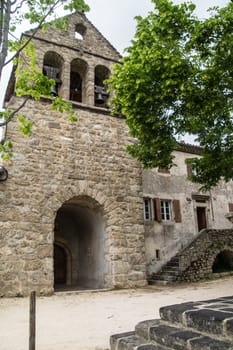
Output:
95 92 104 104
50 85 58 96
95 85 105 104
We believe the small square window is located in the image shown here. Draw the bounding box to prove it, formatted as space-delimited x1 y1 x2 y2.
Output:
160 200 172 221
155 249 160 260
158 167 170 174
143 198 152 220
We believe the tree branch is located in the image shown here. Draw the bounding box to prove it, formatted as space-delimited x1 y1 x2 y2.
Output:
0 0 11 79
10 0 27 14
0 95 30 127
3 0 61 68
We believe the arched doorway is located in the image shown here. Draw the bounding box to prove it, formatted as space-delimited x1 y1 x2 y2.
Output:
54 196 107 291
212 249 233 273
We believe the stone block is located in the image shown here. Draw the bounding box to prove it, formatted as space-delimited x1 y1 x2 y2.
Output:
225 318 233 339
149 324 174 344
185 309 233 336
150 324 201 350
159 302 200 324
110 332 135 350
189 335 233 350
135 319 160 342
137 345 167 350
128 271 145 282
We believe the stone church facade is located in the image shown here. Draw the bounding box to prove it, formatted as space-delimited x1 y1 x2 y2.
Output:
0 13 232 297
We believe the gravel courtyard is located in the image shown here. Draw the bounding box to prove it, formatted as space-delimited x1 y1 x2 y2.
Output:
0 277 232 350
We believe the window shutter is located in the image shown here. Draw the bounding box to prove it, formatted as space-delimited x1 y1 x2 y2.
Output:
187 163 192 177
173 199 182 223
229 203 233 212
153 198 162 222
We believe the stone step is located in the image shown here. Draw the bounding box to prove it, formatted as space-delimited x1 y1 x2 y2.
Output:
110 331 172 350
161 265 180 271
154 271 179 278
148 274 177 285
159 296 233 341
149 323 233 350
109 297 233 350
135 319 160 342
153 267 180 275
165 261 179 268
150 274 177 281
148 279 170 286
148 256 181 285
111 319 233 350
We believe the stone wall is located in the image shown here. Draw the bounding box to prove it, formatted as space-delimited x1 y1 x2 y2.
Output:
0 11 147 297
177 229 233 282
0 98 146 297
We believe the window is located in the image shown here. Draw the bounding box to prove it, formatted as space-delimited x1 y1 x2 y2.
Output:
160 200 171 221
155 249 160 260
153 198 182 223
229 203 233 212
187 162 198 177
143 198 152 220
158 167 170 174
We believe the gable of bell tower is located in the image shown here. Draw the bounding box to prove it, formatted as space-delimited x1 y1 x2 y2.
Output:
5 12 121 108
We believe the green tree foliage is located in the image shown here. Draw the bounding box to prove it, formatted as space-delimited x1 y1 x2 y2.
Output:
0 0 89 159
108 0 233 190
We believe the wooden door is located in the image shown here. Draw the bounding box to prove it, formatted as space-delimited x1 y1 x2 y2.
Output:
196 207 207 231
54 244 67 285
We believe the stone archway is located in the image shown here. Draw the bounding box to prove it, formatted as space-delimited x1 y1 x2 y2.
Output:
54 195 107 290
212 249 233 273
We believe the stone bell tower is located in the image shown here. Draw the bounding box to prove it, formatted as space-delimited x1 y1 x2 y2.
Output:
0 12 147 296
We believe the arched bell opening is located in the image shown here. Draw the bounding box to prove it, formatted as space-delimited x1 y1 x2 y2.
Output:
75 23 86 41
94 65 110 108
43 51 64 96
70 58 88 103
212 249 233 273
53 196 107 291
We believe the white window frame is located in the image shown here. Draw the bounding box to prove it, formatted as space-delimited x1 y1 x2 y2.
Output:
143 198 152 220
160 200 172 222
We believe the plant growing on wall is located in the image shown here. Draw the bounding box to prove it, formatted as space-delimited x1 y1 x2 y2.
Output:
108 0 233 190
0 0 89 160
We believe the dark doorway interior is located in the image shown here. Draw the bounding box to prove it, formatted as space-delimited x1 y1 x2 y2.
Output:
196 206 207 231
54 244 67 285
212 250 233 273
53 196 106 291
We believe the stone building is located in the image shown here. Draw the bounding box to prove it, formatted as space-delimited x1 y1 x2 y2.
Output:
0 12 233 297
0 12 147 297
143 144 233 277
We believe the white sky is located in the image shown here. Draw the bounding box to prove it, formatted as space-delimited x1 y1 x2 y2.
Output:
0 0 230 105
87 0 229 54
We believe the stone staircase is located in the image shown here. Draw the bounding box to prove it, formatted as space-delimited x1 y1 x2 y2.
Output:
110 296 233 350
148 229 233 285
148 256 180 285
